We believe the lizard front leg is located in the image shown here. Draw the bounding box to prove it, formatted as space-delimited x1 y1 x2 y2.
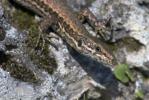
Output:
78 8 112 41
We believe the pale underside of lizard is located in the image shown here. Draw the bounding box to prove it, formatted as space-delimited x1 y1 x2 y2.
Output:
11 0 113 65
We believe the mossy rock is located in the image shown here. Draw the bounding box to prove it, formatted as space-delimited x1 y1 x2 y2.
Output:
3 60 39 83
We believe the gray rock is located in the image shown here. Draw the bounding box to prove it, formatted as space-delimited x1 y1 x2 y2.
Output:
0 1 117 100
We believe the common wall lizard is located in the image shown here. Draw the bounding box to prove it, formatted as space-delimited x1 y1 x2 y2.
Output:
11 0 113 65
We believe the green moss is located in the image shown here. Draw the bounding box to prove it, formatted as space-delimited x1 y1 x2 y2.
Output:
11 3 57 74
3 60 39 83
29 43 57 74
26 24 57 74
2 1 57 81
0 28 6 41
12 9 36 30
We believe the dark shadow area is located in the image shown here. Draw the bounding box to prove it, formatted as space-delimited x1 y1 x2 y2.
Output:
0 49 41 84
0 50 8 64
8 0 40 17
138 1 149 9
66 43 120 99
0 27 6 41
134 67 149 78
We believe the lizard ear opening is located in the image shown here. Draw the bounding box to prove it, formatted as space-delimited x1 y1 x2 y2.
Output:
78 39 82 47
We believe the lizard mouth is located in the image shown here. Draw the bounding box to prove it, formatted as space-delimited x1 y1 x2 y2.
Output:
96 53 113 65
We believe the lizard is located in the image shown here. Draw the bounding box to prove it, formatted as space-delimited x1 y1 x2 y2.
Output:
10 0 113 65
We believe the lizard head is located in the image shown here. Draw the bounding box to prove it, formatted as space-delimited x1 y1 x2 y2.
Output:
77 37 113 65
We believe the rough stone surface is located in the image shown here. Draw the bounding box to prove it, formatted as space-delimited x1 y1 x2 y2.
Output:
89 0 149 99
90 0 149 70
1 0 149 100
0 1 117 100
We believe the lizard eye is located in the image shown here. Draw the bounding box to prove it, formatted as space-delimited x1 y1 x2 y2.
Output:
95 46 101 52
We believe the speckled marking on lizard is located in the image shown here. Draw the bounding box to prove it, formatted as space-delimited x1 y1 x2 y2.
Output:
11 0 113 65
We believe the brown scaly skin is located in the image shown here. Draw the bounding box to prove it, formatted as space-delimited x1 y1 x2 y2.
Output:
11 0 113 65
